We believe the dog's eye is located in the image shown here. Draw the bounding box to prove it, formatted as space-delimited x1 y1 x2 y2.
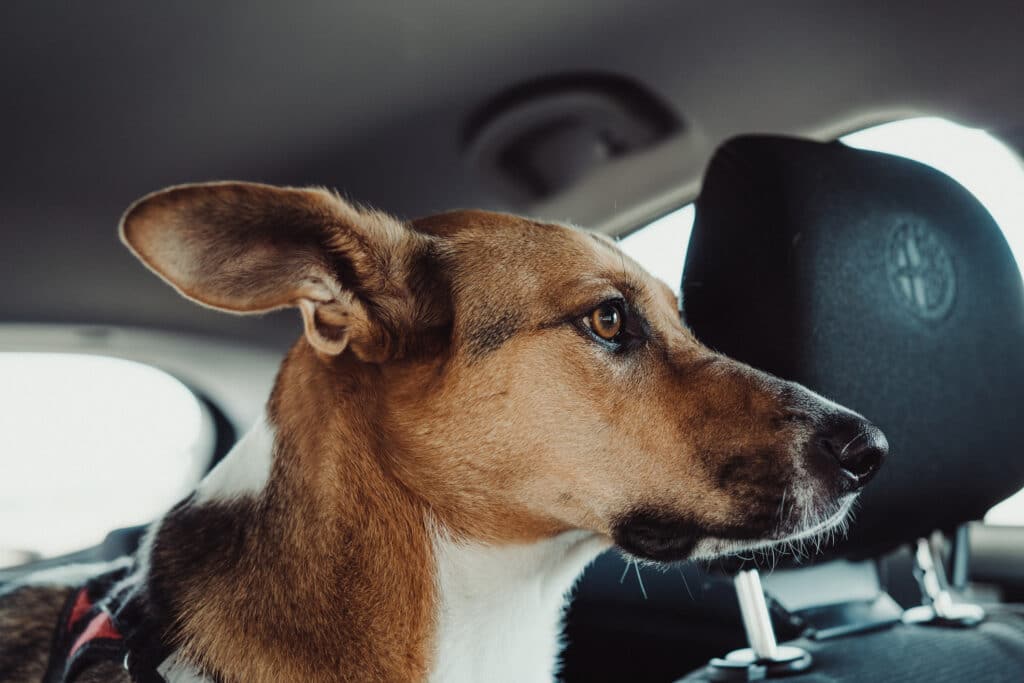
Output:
589 302 624 341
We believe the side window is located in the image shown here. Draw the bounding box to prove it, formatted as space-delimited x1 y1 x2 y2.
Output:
0 353 215 567
618 204 694 296
619 116 1024 526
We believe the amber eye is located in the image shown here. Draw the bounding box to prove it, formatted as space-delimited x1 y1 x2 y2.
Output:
590 302 624 340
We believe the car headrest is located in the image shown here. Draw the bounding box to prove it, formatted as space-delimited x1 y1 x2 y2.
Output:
682 135 1024 560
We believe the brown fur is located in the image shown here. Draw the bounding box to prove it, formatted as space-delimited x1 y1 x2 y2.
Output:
1 183 869 682
0 584 72 682
146 347 439 682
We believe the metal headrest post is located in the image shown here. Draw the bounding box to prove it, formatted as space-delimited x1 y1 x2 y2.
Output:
705 569 812 680
950 524 970 590
902 534 985 627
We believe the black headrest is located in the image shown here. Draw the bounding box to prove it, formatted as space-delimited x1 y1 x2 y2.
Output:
683 135 1024 559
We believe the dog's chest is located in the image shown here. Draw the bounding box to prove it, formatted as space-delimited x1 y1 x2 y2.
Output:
429 530 606 683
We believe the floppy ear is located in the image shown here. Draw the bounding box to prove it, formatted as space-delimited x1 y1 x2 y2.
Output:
120 181 444 361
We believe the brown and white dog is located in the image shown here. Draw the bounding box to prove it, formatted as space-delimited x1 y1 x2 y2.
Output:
0 182 886 682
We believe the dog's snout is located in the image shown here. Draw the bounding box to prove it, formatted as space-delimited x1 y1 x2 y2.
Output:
814 415 888 489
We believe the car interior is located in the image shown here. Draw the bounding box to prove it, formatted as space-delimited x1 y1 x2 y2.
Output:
3 3 1024 682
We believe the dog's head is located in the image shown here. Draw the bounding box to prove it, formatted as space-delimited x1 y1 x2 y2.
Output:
122 182 886 562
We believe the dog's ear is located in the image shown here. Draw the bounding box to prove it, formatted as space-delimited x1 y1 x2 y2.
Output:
120 182 444 361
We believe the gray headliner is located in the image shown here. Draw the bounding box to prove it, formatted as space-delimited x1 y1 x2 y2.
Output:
2 1 1023 348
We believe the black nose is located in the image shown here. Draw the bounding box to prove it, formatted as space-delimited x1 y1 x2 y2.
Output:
815 415 888 488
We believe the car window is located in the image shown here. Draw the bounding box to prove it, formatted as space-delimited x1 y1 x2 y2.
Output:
619 116 1024 526
0 353 214 567
618 204 694 296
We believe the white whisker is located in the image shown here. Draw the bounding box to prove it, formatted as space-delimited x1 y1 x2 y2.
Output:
633 560 648 600
677 566 695 600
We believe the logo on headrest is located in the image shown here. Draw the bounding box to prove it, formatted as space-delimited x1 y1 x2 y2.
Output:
886 221 956 321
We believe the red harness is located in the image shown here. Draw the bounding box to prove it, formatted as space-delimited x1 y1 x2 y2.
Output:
44 565 170 683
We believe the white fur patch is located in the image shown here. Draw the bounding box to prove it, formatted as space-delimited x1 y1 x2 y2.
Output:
429 528 609 683
146 416 271 682
192 415 275 504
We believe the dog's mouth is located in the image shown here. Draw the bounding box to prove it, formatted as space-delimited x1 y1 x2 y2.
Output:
612 494 857 564
611 510 703 563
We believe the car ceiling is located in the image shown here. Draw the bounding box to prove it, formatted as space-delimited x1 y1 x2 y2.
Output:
3 1 1023 349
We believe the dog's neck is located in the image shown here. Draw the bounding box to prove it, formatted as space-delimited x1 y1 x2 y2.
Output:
144 342 605 682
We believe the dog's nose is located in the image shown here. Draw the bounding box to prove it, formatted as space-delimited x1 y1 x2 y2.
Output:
814 415 888 488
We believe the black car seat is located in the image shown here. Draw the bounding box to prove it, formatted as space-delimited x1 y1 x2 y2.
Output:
676 135 1024 681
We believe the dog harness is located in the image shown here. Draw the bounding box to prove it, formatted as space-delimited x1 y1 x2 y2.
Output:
44 564 172 683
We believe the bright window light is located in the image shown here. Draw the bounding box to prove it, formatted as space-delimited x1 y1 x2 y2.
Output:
619 116 1024 525
617 204 695 294
0 353 214 566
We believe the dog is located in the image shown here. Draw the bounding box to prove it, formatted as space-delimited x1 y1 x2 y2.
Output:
0 182 887 682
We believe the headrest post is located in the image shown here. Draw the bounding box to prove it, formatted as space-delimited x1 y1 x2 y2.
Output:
734 569 779 659
704 569 813 680
950 524 970 590
902 536 985 628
